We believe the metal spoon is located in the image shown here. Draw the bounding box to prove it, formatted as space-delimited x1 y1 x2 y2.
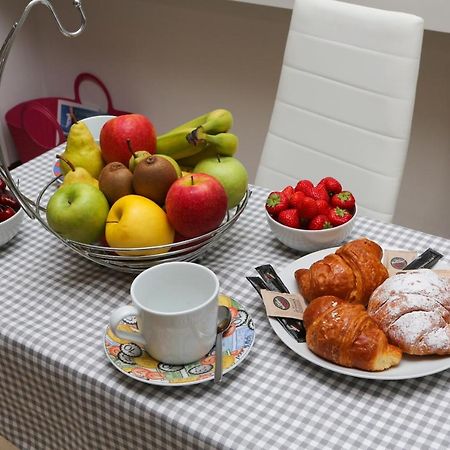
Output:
214 305 232 383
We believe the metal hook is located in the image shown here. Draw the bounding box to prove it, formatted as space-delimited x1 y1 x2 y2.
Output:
0 0 87 219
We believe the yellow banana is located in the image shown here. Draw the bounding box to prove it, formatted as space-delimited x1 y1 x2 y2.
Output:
178 132 238 167
156 109 234 160
156 129 207 160
169 108 233 135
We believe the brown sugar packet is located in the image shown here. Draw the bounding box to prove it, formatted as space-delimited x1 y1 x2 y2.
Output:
246 276 306 343
260 289 307 320
254 264 307 342
383 250 418 276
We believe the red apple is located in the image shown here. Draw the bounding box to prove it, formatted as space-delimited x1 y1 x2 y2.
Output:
99 114 157 166
165 173 228 238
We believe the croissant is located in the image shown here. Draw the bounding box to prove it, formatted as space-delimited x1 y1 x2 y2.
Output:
295 238 388 306
368 269 450 355
303 295 402 371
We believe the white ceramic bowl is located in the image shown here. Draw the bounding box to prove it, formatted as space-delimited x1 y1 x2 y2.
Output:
79 114 116 140
0 207 24 247
266 206 357 252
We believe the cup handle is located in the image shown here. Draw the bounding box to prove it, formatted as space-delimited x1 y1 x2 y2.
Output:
109 305 146 346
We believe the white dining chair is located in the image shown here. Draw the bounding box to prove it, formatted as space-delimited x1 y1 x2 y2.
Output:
255 0 424 222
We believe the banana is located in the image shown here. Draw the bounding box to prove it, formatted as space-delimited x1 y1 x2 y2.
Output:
156 129 207 160
178 131 238 167
169 108 233 135
156 109 234 160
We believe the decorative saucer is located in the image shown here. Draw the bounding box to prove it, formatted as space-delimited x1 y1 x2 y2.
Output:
104 295 255 386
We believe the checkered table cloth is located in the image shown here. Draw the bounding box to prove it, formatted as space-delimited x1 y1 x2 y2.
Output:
2 149 450 450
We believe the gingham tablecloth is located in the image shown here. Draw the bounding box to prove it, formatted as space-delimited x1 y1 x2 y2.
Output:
2 150 450 450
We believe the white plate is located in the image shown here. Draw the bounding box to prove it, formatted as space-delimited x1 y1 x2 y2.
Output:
272 247 450 380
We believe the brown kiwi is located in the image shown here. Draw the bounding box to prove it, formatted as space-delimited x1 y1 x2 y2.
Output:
132 155 178 205
98 162 134 205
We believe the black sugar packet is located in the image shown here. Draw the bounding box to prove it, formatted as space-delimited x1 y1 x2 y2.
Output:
403 248 443 270
246 264 306 343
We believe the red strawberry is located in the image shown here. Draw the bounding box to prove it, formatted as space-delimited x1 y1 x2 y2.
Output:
329 206 353 226
311 185 329 203
299 196 318 219
289 191 305 210
282 185 295 201
317 177 342 196
308 214 333 230
278 208 300 228
315 199 330 216
295 179 314 197
331 191 355 210
266 191 289 216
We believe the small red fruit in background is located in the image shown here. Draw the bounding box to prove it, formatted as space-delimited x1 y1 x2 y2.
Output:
0 205 15 222
308 214 333 230
295 179 314 197
317 177 342 197
329 206 353 226
331 191 355 210
266 192 289 216
278 208 300 228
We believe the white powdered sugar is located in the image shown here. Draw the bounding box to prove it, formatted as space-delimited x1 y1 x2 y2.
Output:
368 269 450 355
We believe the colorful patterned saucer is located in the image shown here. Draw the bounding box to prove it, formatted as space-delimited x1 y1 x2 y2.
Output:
104 295 255 386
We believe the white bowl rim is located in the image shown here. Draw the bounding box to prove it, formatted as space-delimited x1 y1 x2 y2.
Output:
265 204 357 233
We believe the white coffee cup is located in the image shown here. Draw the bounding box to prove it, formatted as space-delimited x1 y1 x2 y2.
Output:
109 262 219 365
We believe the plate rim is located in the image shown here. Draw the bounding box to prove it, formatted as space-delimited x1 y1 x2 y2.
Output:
271 246 450 380
104 298 255 387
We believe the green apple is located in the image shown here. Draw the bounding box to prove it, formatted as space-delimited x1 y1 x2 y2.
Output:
46 183 110 244
193 156 248 208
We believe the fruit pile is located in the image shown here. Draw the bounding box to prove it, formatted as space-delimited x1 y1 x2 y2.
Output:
45 109 248 255
265 177 356 230
0 177 20 223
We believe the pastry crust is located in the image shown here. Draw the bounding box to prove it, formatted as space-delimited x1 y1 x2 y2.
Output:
368 269 450 355
304 295 402 371
295 238 388 306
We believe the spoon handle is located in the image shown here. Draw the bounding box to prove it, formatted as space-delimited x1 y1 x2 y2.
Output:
214 333 223 383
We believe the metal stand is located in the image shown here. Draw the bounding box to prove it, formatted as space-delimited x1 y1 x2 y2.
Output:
0 0 87 219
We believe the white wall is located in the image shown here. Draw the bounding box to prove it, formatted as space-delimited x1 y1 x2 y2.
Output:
0 0 449 239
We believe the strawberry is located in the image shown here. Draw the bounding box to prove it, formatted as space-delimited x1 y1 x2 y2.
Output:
289 191 305 210
329 206 353 226
311 185 329 203
295 179 314 197
266 191 289 216
278 208 300 228
317 177 342 196
282 185 295 201
331 191 355 210
315 199 330 216
308 214 333 230
299 196 318 219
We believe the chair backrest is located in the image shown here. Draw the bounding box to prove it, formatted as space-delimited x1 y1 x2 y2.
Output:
255 0 424 222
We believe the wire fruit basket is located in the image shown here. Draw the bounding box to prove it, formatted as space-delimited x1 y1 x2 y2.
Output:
0 1 250 273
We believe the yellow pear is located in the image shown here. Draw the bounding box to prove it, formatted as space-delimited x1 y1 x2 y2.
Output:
57 155 99 189
60 119 104 178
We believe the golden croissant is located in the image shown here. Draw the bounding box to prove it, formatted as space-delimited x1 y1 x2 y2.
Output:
295 238 388 306
303 295 402 371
